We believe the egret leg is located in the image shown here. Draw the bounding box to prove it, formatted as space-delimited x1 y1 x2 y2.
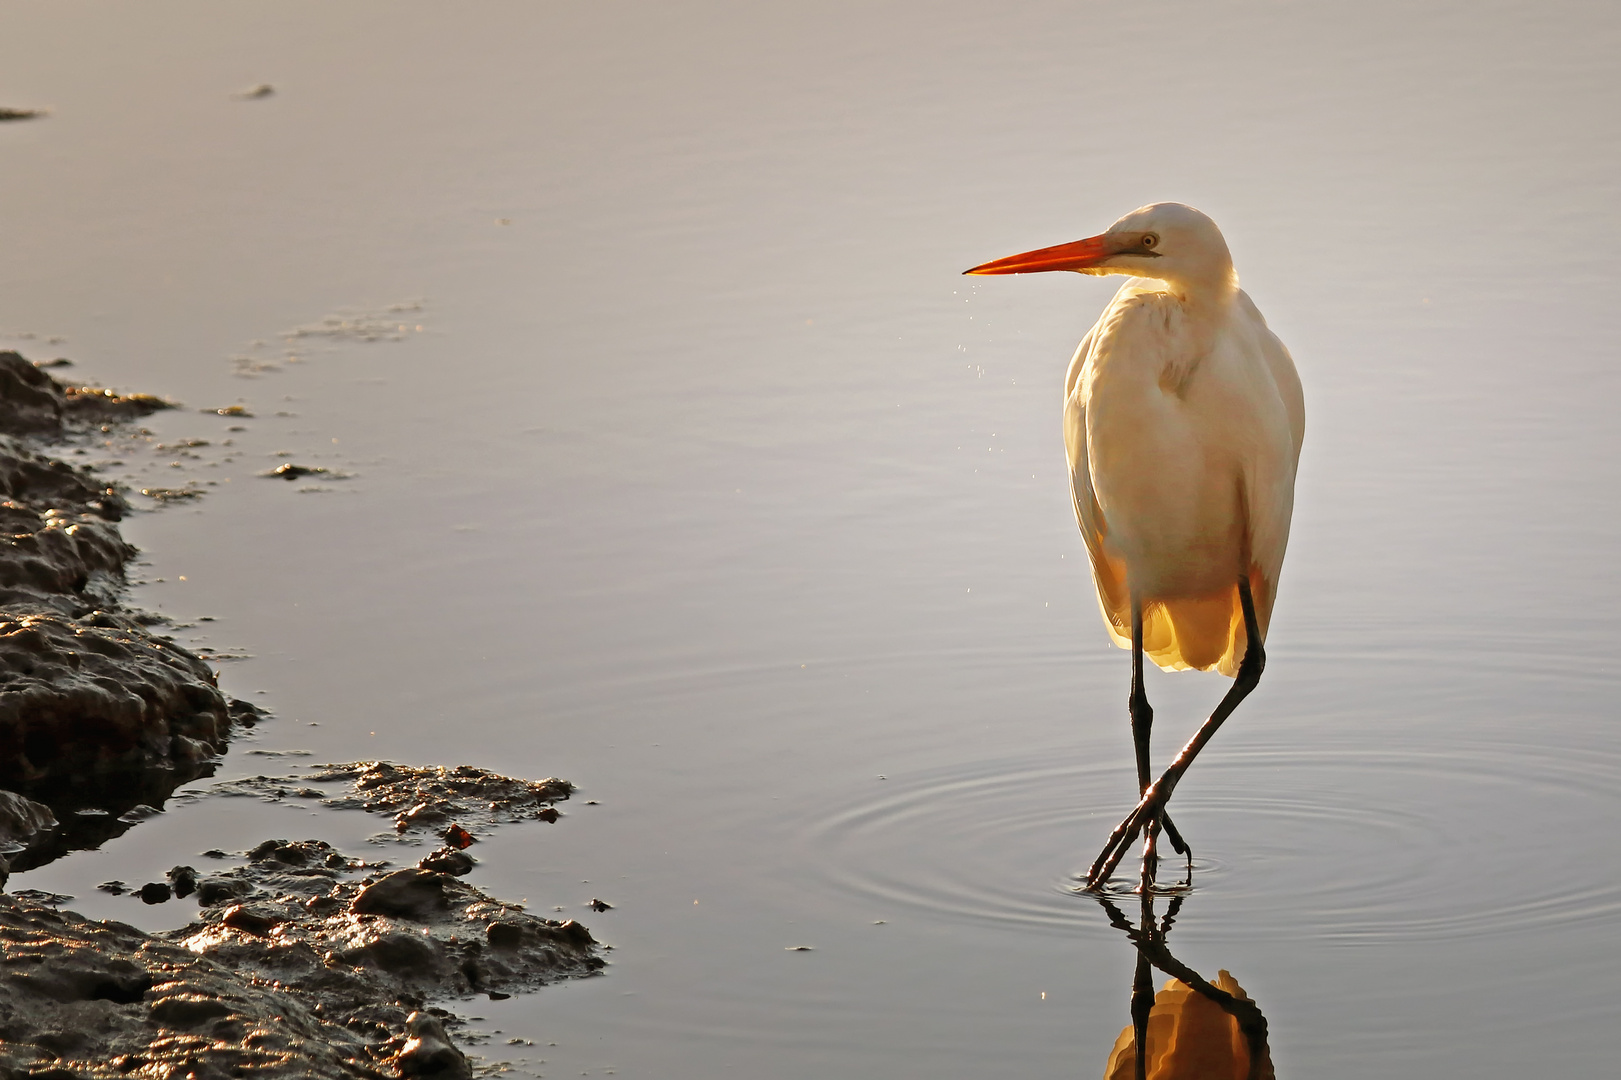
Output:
1128 601 1191 887
1086 578 1266 892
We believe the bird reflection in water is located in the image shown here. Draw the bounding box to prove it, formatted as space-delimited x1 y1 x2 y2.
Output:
1093 877 1273 1080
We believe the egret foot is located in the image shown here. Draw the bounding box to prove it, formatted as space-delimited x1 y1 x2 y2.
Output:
1084 783 1176 892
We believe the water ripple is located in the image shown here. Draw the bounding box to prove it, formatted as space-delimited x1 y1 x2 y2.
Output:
805 740 1621 944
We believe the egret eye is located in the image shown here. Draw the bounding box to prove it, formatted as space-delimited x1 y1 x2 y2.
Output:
1142 234 1159 249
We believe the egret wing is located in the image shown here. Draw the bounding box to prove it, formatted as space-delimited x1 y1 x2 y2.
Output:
1064 324 1132 651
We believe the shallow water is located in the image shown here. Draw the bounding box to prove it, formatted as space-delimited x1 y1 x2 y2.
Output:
5 1 1621 1075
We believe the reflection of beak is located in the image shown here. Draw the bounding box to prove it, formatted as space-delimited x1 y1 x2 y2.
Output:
963 233 1115 275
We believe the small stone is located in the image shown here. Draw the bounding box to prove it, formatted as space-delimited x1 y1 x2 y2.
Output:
137 881 172 904
266 462 327 480
417 847 475 876
443 823 475 849
0 790 57 848
394 1011 470 1079
222 904 283 936
351 869 454 918
486 921 525 950
587 898 613 912
167 865 198 898
97 880 129 895
304 894 345 916
196 877 250 906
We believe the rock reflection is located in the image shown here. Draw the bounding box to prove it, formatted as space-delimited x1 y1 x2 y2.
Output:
1094 880 1273 1080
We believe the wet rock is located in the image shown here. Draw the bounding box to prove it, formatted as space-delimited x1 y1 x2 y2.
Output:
442 822 475 847
97 880 129 895
117 802 161 824
0 886 559 1078
249 838 311 865
136 881 171 904
395 1012 470 1079
351 869 455 918
265 462 322 480
0 353 66 433
310 760 572 834
336 929 443 974
0 895 393 1076
588 897 613 912
220 904 282 936
417 846 475 876
175 837 603 1006
137 485 203 503
228 698 269 727
167 864 198 898
0 438 126 526
194 876 251 907
2 816 602 1075
0 352 172 434
0 610 231 789
0 788 57 847
0 354 248 873
0 106 46 121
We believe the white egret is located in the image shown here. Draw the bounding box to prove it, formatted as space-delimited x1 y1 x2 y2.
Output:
964 203 1304 889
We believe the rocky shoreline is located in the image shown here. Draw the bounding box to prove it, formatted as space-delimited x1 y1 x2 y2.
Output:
0 353 600 1078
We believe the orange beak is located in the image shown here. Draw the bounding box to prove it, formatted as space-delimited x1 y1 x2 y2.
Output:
963 234 1116 276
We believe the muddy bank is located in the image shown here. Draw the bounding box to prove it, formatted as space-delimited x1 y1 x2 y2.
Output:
1 820 599 1080
3 768 597 1079
0 352 604 1075
0 351 245 874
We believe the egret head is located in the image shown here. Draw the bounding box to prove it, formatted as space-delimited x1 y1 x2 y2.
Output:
964 202 1235 297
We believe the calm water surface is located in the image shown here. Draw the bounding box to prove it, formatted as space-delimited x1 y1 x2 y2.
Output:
4 2 1621 1075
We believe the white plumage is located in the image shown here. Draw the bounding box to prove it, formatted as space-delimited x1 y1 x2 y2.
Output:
966 202 1304 886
